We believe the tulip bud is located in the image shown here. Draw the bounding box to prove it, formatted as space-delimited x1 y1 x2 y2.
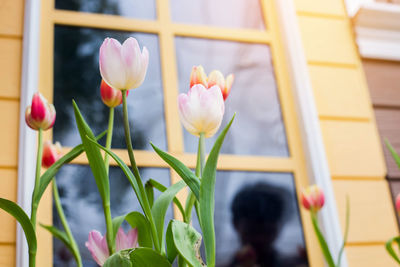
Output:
100 80 129 107
99 37 149 91
208 70 234 100
86 227 138 266
301 185 325 212
178 84 225 138
190 65 208 88
396 194 400 213
42 141 62 168
189 65 234 100
25 92 56 131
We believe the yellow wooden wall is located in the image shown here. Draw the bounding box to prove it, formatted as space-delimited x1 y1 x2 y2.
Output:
294 0 399 266
0 0 24 266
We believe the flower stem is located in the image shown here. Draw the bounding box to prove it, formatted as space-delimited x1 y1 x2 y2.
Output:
121 90 160 252
104 107 114 175
104 202 115 255
53 179 82 267
30 128 43 230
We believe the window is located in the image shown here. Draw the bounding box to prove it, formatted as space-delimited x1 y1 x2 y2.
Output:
37 0 321 266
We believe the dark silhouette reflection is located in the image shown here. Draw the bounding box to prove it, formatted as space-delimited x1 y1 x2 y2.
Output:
228 183 308 267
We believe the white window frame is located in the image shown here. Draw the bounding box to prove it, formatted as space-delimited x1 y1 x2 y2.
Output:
17 0 347 266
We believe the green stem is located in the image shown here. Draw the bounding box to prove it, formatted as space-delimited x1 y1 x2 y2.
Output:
185 133 205 224
104 107 114 175
121 90 161 252
104 202 115 255
311 212 335 267
53 180 82 267
29 252 35 267
30 128 43 230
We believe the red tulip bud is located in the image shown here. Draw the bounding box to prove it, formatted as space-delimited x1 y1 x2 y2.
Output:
100 80 128 108
301 185 325 212
25 92 56 131
42 141 62 168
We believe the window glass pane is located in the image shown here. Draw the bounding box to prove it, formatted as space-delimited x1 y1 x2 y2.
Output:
55 0 156 20
53 165 172 266
53 26 167 151
170 0 265 29
191 171 309 267
175 37 289 157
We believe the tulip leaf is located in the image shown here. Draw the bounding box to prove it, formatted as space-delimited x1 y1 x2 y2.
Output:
385 139 400 170
152 180 186 254
129 247 172 267
36 131 106 204
336 196 350 267
145 181 155 208
310 212 335 267
171 220 205 267
103 250 133 267
200 114 235 267
40 224 80 264
88 138 146 213
151 143 200 200
386 237 400 264
166 221 178 263
146 179 186 221
0 198 37 256
73 101 110 203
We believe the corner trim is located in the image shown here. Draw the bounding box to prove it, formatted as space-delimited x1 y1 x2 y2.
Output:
17 1 41 266
275 0 348 265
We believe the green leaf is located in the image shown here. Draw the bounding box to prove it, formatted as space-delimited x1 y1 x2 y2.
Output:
200 114 235 266
386 237 400 264
145 181 155 208
311 212 335 267
0 198 37 255
151 143 201 200
151 180 186 254
112 215 127 244
36 131 106 205
72 100 110 203
129 248 172 267
40 224 80 264
171 220 205 267
166 221 178 263
125 212 153 248
103 250 133 267
88 137 146 213
336 196 350 267
385 139 400 170
147 179 186 222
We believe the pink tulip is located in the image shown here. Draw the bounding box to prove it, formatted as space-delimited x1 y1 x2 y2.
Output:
99 37 149 91
100 80 129 108
25 92 56 131
86 228 138 266
189 65 234 100
301 185 325 212
396 194 400 213
42 141 62 168
178 84 225 138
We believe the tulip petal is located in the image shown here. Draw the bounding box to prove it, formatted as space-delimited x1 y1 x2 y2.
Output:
99 38 126 90
86 230 109 266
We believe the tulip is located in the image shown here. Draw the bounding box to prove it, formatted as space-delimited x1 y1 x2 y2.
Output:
396 194 400 213
25 92 56 131
86 227 138 266
178 84 225 138
42 141 62 168
100 80 128 108
301 185 325 212
99 37 149 91
189 65 234 100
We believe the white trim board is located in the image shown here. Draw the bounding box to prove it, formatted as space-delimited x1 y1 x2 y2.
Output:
17 0 41 266
275 0 348 266
350 1 400 61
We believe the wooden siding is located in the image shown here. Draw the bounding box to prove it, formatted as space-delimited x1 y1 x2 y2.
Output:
0 0 24 265
295 1 399 266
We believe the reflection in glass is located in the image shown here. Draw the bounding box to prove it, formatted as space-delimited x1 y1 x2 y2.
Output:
53 165 172 267
191 171 308 267
53 26 167 151
170 0 265 29
55 0 156 20
175 37 289 157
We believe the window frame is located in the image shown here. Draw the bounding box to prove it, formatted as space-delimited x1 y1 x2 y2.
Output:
17 0 346 266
